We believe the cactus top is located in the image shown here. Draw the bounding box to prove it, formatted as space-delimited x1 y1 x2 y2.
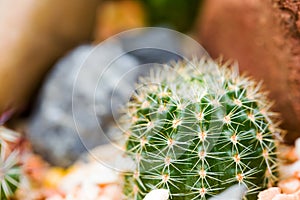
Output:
122 59 281 200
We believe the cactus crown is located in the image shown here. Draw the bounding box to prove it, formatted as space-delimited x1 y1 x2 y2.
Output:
121 59 281 200
0 127 20 200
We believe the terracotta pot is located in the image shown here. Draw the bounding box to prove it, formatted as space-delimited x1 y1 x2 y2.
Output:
0 0 99 114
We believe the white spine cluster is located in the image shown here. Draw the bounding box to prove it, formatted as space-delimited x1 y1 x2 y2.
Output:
0 127 20 199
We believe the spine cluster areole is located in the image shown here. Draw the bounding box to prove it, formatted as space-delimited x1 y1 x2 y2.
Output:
121 59 281 200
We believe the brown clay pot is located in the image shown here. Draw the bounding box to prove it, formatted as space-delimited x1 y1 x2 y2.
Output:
0 0 100 114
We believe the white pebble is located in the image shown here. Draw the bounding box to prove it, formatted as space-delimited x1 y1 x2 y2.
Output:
209 184 247 200
143 189 169 200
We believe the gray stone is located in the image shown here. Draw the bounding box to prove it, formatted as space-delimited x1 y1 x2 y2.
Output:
28 42 141 167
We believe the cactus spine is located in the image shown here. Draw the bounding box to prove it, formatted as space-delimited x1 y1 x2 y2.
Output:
122 59 281 200
0 127 20 200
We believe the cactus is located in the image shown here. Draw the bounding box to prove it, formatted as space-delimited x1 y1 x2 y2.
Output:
0 127 20 200
121 59 281 200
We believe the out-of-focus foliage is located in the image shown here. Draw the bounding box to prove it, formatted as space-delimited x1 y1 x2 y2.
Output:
141 0 202 32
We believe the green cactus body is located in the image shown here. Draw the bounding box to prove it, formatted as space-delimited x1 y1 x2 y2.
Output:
122 59 280 200
0 127 20 200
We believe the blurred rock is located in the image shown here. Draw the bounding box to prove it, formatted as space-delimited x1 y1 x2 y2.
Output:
121 28 182 64
28 43 140 167
121 27 209 64
0 0 99 114
258 187 281 200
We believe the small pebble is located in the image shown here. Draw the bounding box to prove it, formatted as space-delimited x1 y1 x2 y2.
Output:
209 184 247 200
258 187 281 200
278 177 300 194
272 192 300 200
143 189 169 200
